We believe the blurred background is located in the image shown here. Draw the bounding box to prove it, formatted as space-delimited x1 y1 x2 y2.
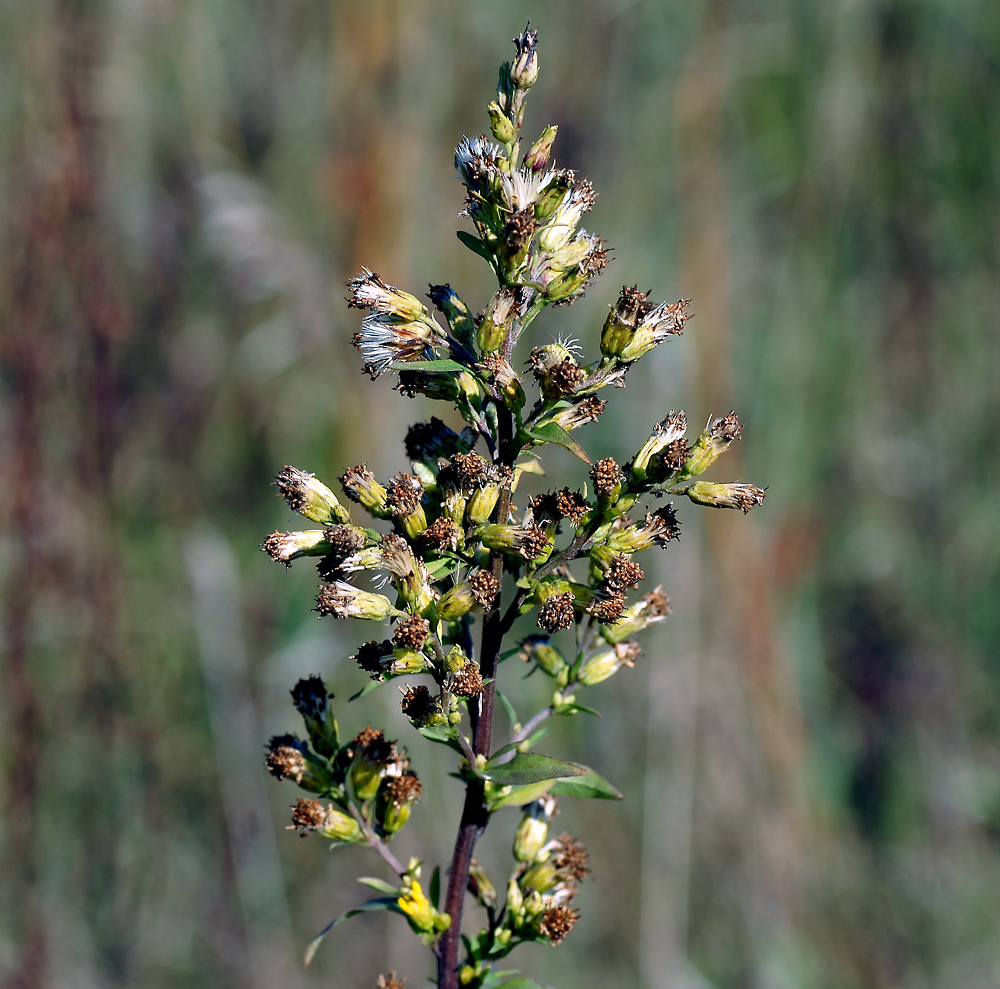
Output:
2 0 999 987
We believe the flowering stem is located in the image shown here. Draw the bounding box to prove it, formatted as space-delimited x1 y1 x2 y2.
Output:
346 803 408 878
438 402 515 989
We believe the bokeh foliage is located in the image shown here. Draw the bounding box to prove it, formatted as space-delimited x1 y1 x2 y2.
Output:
1 1 998 987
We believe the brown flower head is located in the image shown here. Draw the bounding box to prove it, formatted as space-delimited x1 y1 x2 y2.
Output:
387 770 423 807
589 457 622 501
452 664 484 698
393 615 429 651
553 833 591 882
289 797 327 836
468 569 500 610
419 516 461 552
604 556 644 590
400 685 439 726
537 592 576 633
265 735 306 783
539 905 579 945
354 639 393 678
386 473 424 517
589 589 626 625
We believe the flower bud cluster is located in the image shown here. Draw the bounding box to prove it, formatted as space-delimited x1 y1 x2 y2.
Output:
265 677 422 844
502 801 589 948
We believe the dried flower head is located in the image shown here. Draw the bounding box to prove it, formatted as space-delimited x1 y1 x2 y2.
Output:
393 615 430 651
290 675 330 720
401 684 439 727
537 592 576 633
265 735 306 783
468 569 500 610
604 556 644 590
354 639 393 678
452 664 484 698
589 457 622 501
539 905 579 945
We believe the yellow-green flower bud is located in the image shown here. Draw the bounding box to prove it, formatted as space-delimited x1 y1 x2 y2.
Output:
385 648 431 676
478 289 517 354
678 412 743 478
600 586 671 643
513 797 556 863
523 125 557 172
477 523 551 562
262 529 330 566
577 641 640 686
315 582 403 621
684 481 766 514
435 582 479 622
617 299 689 364
630 411 688 483
288 798 364 842
378 771 422 835
428 284 476 351
520 636 569 679
488 100 517 144
350 726 397 802
339 464 391 518
275 466 351 525
515 816 549 864
510 25 539 91
469 861 497 908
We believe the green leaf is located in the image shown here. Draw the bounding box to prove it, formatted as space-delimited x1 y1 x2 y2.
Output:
424 556 461 579
524 421 592 465
549 764 623 800
495 979 552 989
304 897 402 967
390 358 467 373
487 778 557 810
429 865 441 910
457 229 493 262
497 690 518 727
418 726 467 756
481 752 586 786
349 678 386 702
524 726 550 747
357 876 398 895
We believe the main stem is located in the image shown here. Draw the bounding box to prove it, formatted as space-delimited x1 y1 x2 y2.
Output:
437 401 515 989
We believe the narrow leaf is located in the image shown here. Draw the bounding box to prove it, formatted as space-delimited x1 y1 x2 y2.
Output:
349 678 385 702
523 726 550 747
390 358 467 373
526 421 592 465
357 877 398 895
497 690 518 727
549 764 623 800
457 229 493 261
429 865 441 910
487 778 557 810
481 752 586 786
304 897 402 967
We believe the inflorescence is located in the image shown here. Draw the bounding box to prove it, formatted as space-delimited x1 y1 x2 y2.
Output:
261 23 764 989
